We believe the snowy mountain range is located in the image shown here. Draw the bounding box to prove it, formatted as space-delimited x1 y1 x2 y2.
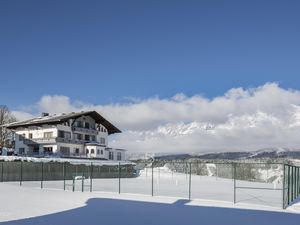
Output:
128 148 300 161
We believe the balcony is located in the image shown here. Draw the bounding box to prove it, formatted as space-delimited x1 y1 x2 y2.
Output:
23 137 86 145
23 138 56 145
72 126 98 135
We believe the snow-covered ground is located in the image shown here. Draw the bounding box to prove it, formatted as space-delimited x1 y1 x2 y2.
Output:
1 165 299 224
1 182 300 225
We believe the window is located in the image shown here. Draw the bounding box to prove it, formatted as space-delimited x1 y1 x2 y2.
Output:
33 146 39 153
58 130 71 139
109 151 114 160
91 149 94 154
85 135 90 141
19 134 25 141
44 132 53 138
29 133 33 139
75 148 79 154
101 149 103 154
86 149 89 154
100 137 105 144
58 130 64 138
19 148 25 155
43 147 53 154
91 135 96 142
77 133 82 140
77 121 83 128
97 149 100 154
117 152 122 161
85 122 90 129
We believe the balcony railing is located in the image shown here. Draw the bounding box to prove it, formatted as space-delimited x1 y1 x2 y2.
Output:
23 137 87 145
72 126 98 135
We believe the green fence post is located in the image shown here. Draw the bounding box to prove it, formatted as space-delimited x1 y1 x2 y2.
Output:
293 167 295 201
118 162 121 194
295 167 297 200
296 167 299 197
290 166 294 202
82 172 84 192
151 162 154 196
1 162 3 182
72 177 75 192
20 161 23 186
296 167 298 198
90 162 93 192
296 167 298 197
298 167 300 196
233 163 236 204
188 162 192 200
41 162 44 189
282 164 286 209
63 162 66 191
287 166 290 204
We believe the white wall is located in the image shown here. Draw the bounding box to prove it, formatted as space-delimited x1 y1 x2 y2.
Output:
12 115 123 160
86 145 106 158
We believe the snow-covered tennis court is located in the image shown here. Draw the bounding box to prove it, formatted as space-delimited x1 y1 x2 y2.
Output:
1 181 300 225
6 166 285 207
3 166 285 206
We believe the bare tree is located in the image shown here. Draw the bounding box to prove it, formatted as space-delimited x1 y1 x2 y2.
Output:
0 105 17 149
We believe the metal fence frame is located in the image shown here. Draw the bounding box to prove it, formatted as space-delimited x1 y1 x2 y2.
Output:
1 160 299 209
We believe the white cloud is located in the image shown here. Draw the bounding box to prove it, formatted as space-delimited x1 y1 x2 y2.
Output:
11 83 300 154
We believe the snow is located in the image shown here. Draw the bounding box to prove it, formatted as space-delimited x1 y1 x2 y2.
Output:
1 165 300 224
0 182 300 225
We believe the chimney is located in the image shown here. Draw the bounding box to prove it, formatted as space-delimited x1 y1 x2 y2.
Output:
42 112 49 117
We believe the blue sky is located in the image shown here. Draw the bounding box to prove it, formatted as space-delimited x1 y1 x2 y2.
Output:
1 0 300 110
2 1 300 153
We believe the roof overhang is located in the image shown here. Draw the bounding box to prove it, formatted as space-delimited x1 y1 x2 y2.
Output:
5 111 121 135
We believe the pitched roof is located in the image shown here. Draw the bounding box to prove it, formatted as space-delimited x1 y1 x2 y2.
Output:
5 111 121 134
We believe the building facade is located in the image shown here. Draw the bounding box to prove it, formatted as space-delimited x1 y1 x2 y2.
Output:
6 111 125 161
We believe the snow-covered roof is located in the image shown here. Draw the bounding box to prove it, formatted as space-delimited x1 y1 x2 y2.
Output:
5 111 121 135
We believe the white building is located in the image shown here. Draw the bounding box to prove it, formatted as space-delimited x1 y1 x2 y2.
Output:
6 111 126 161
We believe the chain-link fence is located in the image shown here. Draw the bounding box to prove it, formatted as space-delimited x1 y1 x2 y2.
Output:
0 160 299 209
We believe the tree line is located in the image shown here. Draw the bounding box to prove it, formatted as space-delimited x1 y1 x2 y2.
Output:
0 105 16 149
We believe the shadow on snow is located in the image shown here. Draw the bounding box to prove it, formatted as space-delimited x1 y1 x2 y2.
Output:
1 198 300 225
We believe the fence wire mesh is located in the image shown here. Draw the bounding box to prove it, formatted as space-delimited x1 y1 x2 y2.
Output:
0 160 299 209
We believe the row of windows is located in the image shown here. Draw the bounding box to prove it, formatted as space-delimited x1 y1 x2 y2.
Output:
75 134 97 142
77 121 94 129
19 132 102 143
19 132 54 141
86 149 104 155
61 119 108 133
85 150 121 160
109 152 122 160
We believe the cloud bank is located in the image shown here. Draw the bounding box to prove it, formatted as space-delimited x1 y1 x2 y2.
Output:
12 83 300 154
